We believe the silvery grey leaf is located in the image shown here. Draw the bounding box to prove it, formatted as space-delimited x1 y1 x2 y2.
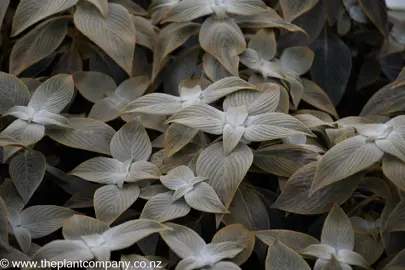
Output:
62 215 110 240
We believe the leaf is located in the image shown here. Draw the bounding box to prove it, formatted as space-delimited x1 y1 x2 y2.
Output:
322 205 354 250
13 226 32 254
353 234 384 265
302 79 338 119
32 110 72 128
85 0 108 17
162 0 212 22
184 182 229 213
72 71 117 103
272 162 362 215
385 198 405 232
266 239 311 270
223 184 270 231
375 132 405 162
164 124 199 157
382 155 405 191
102 219 170 251
9 150 46 204
19 205 76 238
0 72 31 114
159 222 206 259
47 118 115 155
203 53 232 82
212 224 255 266
152 22 200 81
383 248 405 269
248 29 276 61
197 142 253 226
110 118 152 162
132 16 156 51
1 119 45 146
360 83 405 116
94 184 140 225
32 240 94 262
312 135 384 192
310 28 352 105
280 47 314 76
0 134 25 148
62 215 109 240
254 144 319 177
0 0 9 30
226 0 267 16
10 17 68 76
11 0 78 36
140 191 191 222
199 16 246 77
28 74 74 114
0 197 9 244
358 0 388 37
234 9 306 32
280 0 320 22
255 230 319 251
74 2 136 75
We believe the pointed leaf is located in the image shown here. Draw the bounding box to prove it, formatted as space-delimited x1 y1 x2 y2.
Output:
110 118 152 162
0 134 26 148
266 239 311 270
72 71 116 103
85 0 108 17
203 53 232 82
273 162 362 215
0 0 9 30
140 191 191 222
280 0 320 22
132 16 156 51
1 119 45 146
88 95 124 122
0 197 8 244
385 198 405 232
302 79 338 118
358 0 388 37
94 184 140 225
127 161 161 182
10 17 68 76
0 72 30 114
160 222 206 259
196 142 253 224
74 2 135 75
199 16 246 76
162 0 212 22
210 261 242 270
47 118 115 155
11 0 78 36
164 123 199 157
322 205 354 250
20 205 76 238
249 29 276 61
383 248 405 269
62 215 109 240
33 110 72 128
32 240 93 262
9 150 46 204
153 22 200 81
184 182 229 213
103 219 170 251
310 28 352 105
0 178 25 213
255 230 319 251
375 132 405 162
312 135 384 192
123 93 182 115
280 47 314 76
299 243 336 260
382 155 405 191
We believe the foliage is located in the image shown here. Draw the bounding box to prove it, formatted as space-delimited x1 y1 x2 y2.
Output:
0 0 405 269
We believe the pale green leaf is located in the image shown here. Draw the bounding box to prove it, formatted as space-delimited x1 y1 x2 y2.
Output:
140 191 191 222
167 104 226 134
102 219 170 251
1 119 45 146
152 22 200 81
94 184 140 225
254 144 319 177
266 239 311 270
255 230 319 251
74 2 136 75
84 0 108 17
212 224 255 266
0 72 30 114
302 79 338 119
110 118 152 162
69 157 126 185
11 0 78 36
162 0 212 22
312 135 384 192
62 215 109 240
322 205 354 250
248 29 276 61
9 150 46 204
184 182 229 213
19 205 76 238
280 47 314 76
280 0 320 21
72 71 116 103
28 74 74 114
47 118 115 155
199 16 246 77
132 16 156 51
160 222 206 259
31 240 94 262
10 17 68 76
197 142 253 226
382 155 405 191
